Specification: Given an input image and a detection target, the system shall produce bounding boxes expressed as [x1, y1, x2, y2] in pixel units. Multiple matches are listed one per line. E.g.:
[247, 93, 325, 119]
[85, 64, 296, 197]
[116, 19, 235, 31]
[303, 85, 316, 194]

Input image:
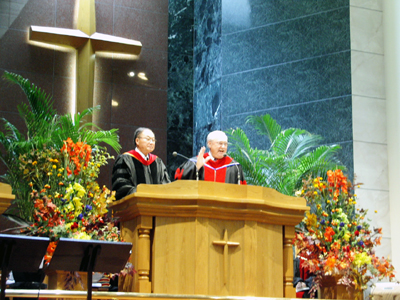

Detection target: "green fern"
[227, 114, 346, 196]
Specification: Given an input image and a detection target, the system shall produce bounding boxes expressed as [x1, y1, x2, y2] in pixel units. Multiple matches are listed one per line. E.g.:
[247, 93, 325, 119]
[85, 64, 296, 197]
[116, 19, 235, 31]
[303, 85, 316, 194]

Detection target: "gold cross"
[212, 229, 240, 285]
[28, 0, 142, 118]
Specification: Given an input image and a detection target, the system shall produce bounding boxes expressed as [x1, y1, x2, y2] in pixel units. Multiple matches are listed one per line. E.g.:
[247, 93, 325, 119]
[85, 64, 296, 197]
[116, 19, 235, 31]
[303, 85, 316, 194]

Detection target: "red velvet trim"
[124, 150, 157, 165]
[203, 153, 231, 183]
[174, 168, 184, 180]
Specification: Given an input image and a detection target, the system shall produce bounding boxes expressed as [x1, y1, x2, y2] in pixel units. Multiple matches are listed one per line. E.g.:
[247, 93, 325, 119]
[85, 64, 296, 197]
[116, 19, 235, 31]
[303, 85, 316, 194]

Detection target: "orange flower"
[326, 256, 336, 270]
[324, 227, 335, 242]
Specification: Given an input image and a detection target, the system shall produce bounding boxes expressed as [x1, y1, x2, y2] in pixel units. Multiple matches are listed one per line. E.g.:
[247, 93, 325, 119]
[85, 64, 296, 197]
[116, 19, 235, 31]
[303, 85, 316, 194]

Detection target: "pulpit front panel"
[152, 216, 284, 297]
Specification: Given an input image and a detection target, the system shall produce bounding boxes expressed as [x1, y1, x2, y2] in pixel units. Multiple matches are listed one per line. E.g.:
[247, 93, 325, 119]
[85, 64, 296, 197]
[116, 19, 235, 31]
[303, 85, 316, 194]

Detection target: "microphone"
[172, 151, 191, 160]
[172, 151, 199, 181]
[224, 154, 241, 185]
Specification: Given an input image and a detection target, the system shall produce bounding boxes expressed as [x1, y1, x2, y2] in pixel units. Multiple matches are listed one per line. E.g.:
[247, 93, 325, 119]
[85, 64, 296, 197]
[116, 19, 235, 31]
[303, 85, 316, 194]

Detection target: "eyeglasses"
[213, 141, 228, 147]
[139, 136, 156, 143]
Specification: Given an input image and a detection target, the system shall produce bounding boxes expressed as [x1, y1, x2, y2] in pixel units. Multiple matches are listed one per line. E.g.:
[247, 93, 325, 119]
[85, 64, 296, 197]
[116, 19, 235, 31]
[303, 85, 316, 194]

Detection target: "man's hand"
[196, 146, 212, 170]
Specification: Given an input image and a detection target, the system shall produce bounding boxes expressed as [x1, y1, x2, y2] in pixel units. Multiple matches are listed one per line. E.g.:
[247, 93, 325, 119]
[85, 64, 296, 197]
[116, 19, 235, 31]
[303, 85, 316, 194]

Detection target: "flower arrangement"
[293, 169, 396, 298]
[16, 137, 124, 289]
[19, 138, 121, 244]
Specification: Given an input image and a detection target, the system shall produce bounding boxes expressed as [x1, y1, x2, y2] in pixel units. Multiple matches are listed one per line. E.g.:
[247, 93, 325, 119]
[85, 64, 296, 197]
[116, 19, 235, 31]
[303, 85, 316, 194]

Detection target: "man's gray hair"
[207, 130, 228, 142]
[134, 127, 152, 143]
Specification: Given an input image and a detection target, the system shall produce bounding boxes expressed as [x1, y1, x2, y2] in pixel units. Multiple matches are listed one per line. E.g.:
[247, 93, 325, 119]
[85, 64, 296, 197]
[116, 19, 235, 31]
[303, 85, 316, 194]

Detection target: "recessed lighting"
[138, 72, 148, 81]
[127, 71, 135, 77]
[112, 100, 119, 107]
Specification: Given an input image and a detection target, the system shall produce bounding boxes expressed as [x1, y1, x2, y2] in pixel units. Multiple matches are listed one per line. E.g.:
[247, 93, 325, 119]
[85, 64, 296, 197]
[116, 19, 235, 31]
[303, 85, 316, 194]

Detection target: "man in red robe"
[112, 127, 170, 200]
[174, 130, 246, 185]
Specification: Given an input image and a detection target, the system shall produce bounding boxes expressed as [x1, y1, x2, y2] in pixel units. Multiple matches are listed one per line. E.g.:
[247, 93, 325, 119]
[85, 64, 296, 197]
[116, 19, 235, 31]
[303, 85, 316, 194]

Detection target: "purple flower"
[77, 214, 83, 220]
[340, 222, 345, 227]
[60, 198, 66, 203]
[320, 219, 326, 225]
[357, 225, 362, 230]
[358, 241, 364, 247]
[86, 205, 92, 211]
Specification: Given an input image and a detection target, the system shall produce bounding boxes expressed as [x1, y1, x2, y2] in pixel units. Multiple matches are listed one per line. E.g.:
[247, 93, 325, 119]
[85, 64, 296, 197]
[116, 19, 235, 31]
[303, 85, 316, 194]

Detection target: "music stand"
[47, 237, 132, 300]
[0, 234, 49, 300]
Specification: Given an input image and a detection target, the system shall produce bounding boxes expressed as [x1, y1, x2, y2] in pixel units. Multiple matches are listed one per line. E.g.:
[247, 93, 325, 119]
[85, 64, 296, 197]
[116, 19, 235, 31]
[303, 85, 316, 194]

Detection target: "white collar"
[208, 152, 217, 161]
[135, 147, 149, 160]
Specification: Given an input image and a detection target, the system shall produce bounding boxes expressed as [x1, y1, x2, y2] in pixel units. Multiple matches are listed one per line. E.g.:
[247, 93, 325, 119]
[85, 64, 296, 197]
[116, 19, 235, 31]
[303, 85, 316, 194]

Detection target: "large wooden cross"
[29, 0, 142, 117]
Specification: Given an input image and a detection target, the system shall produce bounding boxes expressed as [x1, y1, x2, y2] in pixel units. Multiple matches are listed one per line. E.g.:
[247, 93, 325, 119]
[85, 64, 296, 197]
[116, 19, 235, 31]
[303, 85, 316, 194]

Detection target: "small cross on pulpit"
[212, 229, 240, 285]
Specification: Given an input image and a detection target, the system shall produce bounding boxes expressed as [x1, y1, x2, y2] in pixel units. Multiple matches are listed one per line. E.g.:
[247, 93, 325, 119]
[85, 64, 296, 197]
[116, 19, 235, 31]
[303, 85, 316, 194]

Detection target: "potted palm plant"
[226, 113, 346, 195]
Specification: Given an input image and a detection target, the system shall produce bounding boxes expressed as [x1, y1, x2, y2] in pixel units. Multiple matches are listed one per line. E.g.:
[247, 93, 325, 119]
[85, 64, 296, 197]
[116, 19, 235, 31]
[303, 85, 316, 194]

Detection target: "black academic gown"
[112, 150, 170, 200]
[174, 153, 246, 185]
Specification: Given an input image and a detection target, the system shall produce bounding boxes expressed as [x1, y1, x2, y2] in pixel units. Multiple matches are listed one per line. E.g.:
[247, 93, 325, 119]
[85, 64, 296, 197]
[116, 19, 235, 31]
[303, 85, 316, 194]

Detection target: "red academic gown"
[174, 153, 247, 185]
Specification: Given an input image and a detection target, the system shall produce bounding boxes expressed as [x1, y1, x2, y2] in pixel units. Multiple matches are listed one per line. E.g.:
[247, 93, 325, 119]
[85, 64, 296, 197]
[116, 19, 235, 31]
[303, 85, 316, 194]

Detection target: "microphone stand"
[224, 154, 241, 185]
[173, 151, 199, 181]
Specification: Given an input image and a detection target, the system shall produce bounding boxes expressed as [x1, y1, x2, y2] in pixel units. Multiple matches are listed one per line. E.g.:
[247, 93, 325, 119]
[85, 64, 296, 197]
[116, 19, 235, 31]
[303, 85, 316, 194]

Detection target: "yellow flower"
[52, 165, 57, 169]
[343, 231, 351, 241]
[74, 232, 91, 240]
[353, 252, 371, 268]
[32, 161, 37, 165]
[66, 203, 74, 212]
[304, 211, 317, 228]
[73, 182, 86, 198]
[23, 169, 29, 175]
[47, 172, 52, 176]
[57, 173, 62, 177]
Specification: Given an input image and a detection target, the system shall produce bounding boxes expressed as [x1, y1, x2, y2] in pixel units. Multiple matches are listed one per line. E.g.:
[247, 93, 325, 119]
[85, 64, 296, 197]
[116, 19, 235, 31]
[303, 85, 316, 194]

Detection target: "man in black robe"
[174, 130, 246, 185]
[112, 127, 170, 200]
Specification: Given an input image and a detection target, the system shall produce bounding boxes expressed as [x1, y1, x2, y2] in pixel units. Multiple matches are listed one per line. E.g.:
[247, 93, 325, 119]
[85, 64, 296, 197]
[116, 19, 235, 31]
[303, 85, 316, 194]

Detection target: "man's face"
[207, 138, 228, 160]
[135, 129, 156, 156]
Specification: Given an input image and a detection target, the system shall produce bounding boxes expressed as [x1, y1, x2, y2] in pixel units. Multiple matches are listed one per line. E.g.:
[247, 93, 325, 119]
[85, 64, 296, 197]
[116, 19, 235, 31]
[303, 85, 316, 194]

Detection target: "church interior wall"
[189, 0, 354, 175]
[350, 0, 391, 263]
[0, 0, 169, 189]
[167, 0, 194, 178]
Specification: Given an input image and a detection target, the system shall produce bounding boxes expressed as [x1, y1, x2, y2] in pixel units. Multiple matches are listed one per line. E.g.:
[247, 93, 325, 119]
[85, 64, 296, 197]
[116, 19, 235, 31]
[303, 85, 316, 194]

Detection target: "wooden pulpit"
[109, 180, 309, 298]
[0, 183, 14, 214]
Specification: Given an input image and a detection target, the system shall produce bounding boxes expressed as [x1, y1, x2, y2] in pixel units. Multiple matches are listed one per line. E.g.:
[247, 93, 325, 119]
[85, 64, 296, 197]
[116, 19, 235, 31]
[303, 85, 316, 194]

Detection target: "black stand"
[47, 238, 132, 300]
[0, 234, 49, 300]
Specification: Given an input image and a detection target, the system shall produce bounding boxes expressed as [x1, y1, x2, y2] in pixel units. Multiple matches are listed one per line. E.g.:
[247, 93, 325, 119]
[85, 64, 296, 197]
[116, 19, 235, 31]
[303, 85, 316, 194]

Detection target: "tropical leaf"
[227, 113, 347, 196]
[246, 114, 282, 144]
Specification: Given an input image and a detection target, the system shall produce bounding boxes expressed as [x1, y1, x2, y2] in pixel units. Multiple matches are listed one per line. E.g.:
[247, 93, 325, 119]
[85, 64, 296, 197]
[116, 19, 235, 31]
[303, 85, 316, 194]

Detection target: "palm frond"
[246, 114, 282, 144]
[227, 113, 346, 195]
